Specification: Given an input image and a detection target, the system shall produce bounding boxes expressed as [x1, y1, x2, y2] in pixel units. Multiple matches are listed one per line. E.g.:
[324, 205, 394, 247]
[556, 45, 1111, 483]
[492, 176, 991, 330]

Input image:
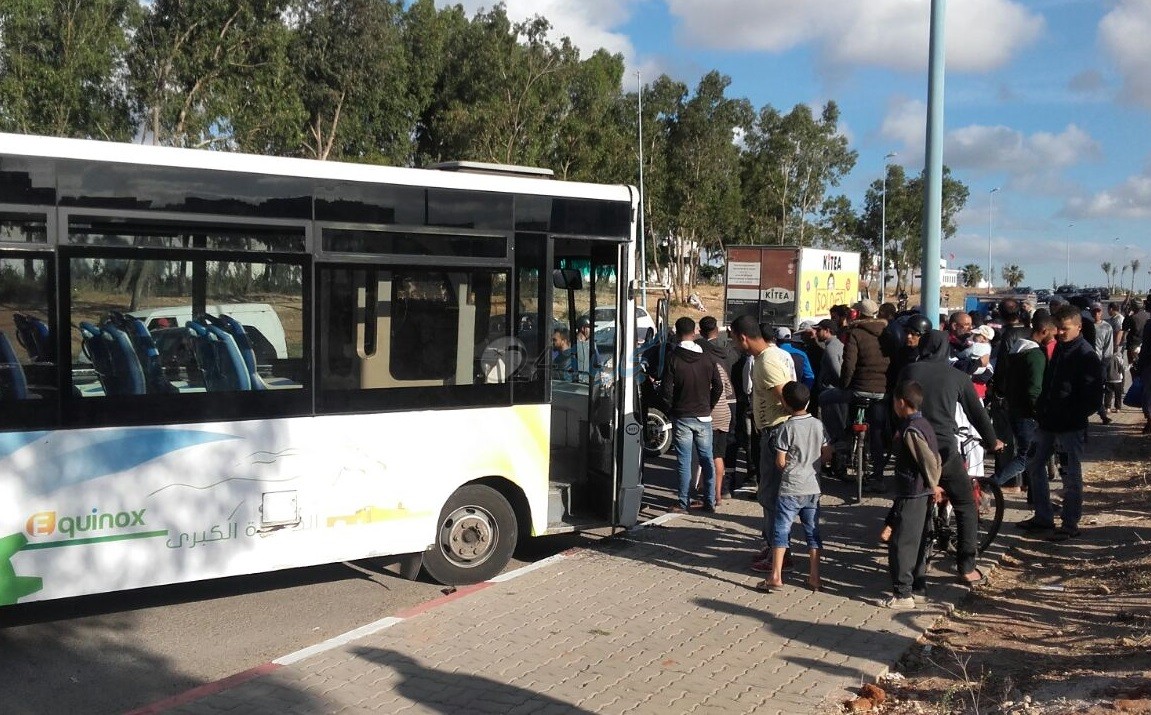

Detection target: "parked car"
[584, 306, 658, 344]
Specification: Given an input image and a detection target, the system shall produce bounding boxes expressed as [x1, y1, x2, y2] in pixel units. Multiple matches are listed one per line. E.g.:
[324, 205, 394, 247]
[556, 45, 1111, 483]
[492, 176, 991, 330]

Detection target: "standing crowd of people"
[653, 291, 1144, 606]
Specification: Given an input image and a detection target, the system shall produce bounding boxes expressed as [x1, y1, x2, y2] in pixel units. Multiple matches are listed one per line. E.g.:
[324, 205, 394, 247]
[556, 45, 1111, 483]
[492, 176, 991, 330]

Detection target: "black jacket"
[898, 330, 997, 461]
[1036, 335, 1102, 433]
[660, 344, 723, 419]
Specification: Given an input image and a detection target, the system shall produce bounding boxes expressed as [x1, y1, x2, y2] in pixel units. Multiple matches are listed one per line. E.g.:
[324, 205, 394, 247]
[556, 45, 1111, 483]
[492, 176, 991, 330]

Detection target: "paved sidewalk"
[149, 473, 1020, 715]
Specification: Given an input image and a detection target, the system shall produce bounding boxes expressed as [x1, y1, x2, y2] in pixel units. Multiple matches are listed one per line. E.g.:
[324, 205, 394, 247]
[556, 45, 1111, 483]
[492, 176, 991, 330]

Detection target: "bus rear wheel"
[423, 484, 518, 586]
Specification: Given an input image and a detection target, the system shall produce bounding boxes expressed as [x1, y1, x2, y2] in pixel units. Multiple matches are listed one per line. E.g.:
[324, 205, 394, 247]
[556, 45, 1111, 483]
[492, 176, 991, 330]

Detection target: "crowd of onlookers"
[653, 293, 1151, 607]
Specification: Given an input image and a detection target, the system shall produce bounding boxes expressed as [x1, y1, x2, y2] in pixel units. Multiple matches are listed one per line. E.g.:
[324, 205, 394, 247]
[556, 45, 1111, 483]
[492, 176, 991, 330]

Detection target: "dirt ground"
[858, 410, 1151, 715]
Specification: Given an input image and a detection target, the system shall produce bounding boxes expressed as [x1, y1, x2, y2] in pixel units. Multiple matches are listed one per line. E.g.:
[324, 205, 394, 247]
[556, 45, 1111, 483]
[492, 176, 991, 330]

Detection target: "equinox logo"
[25, 508, 147, 539]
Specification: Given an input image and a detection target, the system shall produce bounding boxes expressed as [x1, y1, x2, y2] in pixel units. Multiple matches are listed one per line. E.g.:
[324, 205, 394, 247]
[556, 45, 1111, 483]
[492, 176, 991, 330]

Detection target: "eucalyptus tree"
[740, 101, 856, 246]
[127, 0, 292, 148]
[284, 0, 414, 162]
[662, 71, 752, 298]
[857, 165, 969, 292]
[0, 0, 139, 139]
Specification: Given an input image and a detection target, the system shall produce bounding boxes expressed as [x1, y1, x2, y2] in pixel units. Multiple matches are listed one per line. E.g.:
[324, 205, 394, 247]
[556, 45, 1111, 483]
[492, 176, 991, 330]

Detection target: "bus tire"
[423, 484, 518, 586]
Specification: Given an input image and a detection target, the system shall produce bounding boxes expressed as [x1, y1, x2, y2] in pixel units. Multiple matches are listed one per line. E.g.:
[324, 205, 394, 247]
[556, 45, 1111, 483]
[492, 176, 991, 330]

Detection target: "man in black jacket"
[900, 330, 1004, 585]
[660, 317, 723, 513]
[1018, 305, 1103, 540]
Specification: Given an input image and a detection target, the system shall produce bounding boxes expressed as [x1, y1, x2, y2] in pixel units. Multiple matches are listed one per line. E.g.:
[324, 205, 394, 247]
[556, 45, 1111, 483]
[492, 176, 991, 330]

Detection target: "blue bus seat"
[203, 313, 266, 390]
[0, 331, 29, 400]
[186, 320, 252, 392]
[109, 312, 179, 395]
[13, 313, 54, 364]
[79, 321, 146, 396]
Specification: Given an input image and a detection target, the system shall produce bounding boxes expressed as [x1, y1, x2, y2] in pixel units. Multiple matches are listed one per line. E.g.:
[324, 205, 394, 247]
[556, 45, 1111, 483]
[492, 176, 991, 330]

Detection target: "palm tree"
[960, 263, 983, 288]
[1001, 264, 1025, 289]
[1131, 259, 1141, 295]
[1102, 262, 1113, 290]
[1122, 264, 1129, 290]
[1112, 265, 1120, 290]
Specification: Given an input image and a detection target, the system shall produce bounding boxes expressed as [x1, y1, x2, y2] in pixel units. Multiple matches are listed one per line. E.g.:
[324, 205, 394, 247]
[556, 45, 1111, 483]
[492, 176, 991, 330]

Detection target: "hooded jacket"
[697, 337, 738, 431]
[1036, 335, 1102, 433]
[660, 341, 723, 420]
[840, 319, 889, 394]
[1000, 338, 1045, 420]
[898, 330, 997, 461]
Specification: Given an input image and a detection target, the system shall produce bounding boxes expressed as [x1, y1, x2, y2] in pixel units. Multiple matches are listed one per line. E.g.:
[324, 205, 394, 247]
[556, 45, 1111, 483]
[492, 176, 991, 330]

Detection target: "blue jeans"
[1026, 428, 1085, 528]
[771, 494, 822, 549]
[674, 417, 715, 509]
[993, 417, 1037, 487]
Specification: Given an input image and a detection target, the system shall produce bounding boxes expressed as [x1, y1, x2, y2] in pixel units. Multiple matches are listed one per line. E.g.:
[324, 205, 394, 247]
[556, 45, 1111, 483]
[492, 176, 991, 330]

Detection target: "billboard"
[796, 248, 860, 325]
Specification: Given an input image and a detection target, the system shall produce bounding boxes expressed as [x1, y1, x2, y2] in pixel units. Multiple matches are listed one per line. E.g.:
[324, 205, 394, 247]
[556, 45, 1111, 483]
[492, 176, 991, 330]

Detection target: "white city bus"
[0, 135, 644, 605]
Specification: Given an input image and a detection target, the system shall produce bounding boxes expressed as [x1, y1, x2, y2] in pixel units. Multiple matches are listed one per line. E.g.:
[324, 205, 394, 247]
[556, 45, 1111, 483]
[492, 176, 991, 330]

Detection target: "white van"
[132, 303, 289, 360]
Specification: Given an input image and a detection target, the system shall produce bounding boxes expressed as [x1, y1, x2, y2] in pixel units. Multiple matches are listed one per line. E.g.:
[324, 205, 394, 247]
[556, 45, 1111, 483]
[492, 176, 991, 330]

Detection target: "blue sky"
[444, 0, 1151, 291]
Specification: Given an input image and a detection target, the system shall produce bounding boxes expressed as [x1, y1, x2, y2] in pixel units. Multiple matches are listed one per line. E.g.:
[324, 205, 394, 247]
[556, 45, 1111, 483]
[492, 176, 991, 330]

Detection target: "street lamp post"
[636, 70, 646, 307]
[987, 187, 998, 294]
[880, 152, 896, 302]
[1065, 223, 1073, 286]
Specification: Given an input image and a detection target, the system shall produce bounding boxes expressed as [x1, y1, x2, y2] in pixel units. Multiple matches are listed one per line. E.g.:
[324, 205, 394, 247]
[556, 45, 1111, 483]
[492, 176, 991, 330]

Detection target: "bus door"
[547, 239, 634, 526]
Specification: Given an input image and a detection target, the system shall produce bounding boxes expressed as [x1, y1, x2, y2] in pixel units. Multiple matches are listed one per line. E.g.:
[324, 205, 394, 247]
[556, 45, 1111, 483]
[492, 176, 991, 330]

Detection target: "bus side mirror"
[552, 268, 583, 290]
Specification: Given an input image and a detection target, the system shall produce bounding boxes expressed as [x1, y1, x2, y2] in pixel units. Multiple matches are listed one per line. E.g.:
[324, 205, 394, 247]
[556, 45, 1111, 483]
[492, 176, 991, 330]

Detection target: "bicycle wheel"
[974, 477, 1005, 553]
[852, 433, 867, 501]
[925, 501, 949, 564]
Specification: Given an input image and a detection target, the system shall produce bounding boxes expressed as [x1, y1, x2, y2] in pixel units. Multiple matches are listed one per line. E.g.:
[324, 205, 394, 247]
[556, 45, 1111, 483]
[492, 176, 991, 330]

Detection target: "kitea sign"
[724, 246, 861, 329]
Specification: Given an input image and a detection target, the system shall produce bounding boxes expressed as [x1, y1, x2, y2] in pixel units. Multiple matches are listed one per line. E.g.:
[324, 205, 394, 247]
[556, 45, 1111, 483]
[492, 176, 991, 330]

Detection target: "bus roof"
[0, 133, 633, 203]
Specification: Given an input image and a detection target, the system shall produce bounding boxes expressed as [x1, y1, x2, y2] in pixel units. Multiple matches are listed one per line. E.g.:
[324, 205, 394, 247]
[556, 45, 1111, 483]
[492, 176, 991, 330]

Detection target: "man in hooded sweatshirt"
[900, 329, 1004, 586]
[661, 316, 724, 513]
[991, 315, 1055, 492]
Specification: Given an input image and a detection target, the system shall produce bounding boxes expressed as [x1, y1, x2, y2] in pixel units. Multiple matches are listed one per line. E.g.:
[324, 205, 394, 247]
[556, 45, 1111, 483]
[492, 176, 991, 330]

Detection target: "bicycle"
[846, 393, 883, 503]
[925, 429, 1005, 563]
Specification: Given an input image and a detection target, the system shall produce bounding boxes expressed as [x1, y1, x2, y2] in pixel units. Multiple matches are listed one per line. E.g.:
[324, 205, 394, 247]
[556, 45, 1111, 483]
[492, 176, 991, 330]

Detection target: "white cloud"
[946, 124, 1101, 174]
[443, 0, 639, 61]
[879, 100, 1101, 182]
[880, 97, 927, 149]
[1067, 174, 1151, 220]
[1100, 0, 1151, 108]
[665, 0, 1044, 74]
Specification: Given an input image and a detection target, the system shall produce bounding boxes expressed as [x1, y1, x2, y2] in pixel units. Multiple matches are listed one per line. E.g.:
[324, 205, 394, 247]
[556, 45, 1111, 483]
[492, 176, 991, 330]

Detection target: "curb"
[126, 513, 672, 714]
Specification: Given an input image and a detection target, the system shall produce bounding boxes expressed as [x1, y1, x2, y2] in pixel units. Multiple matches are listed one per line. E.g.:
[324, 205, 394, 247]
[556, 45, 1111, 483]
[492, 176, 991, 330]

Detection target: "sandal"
[958, 567, 986, 586]
[755, 579, 783, 592]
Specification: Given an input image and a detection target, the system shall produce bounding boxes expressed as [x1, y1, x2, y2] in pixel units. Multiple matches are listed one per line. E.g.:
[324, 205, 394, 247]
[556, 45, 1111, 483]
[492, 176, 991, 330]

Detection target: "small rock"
[1023, 695, 1032, 704]
[1098, 584, 1113, 595]
[1116, 698, 1151, 713]
[845, 697, 874, 712]
[860, 683, 886, 704]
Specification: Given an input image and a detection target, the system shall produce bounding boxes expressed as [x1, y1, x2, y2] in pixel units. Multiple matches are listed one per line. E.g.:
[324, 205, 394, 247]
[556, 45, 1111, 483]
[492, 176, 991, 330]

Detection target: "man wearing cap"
[796, 320, 824, 391]
[1089, 302, 1115, 424]
[776, 326, 815, 389]
[573, 315, 601, 383]
[836, 300, 890, 484]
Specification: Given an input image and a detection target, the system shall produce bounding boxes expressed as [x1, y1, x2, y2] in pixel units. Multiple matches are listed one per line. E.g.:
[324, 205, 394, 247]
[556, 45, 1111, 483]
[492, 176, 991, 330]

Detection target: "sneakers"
[883, 596, 916, 609]
[1016, 516, 1055, 531]
[1048, 526, 1081, 541]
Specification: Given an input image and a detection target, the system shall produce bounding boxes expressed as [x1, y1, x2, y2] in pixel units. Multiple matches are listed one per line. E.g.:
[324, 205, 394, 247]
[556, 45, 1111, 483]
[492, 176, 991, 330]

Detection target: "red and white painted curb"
[126, 513, 674, 714]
